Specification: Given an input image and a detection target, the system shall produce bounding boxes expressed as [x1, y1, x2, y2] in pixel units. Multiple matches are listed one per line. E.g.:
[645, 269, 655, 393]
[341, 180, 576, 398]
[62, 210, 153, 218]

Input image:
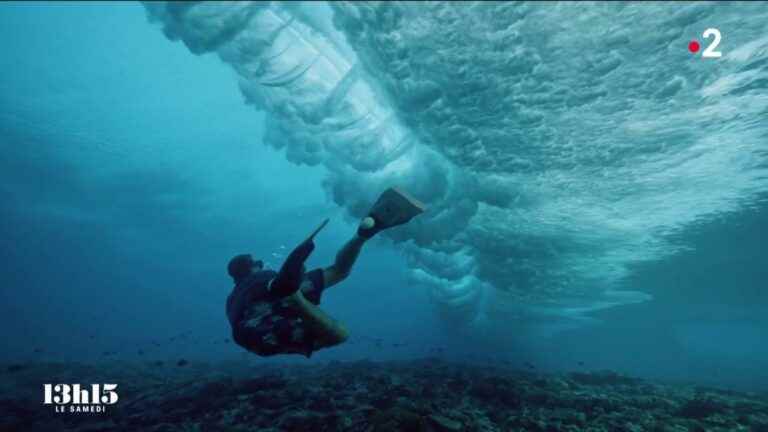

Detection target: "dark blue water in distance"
[1, 3, 767, 430]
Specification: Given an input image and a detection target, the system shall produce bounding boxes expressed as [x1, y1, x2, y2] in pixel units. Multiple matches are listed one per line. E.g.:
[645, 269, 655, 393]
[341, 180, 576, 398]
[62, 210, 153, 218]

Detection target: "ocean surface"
[1, 2, 767, 430]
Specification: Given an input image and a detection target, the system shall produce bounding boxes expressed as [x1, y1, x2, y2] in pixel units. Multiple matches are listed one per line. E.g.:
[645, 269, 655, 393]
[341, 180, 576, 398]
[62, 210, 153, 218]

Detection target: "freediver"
[226, 188, 424, 357]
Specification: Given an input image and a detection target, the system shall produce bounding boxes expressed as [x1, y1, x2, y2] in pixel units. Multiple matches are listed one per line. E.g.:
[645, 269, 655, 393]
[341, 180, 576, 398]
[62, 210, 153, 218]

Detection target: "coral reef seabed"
[1, 358, 767, 431]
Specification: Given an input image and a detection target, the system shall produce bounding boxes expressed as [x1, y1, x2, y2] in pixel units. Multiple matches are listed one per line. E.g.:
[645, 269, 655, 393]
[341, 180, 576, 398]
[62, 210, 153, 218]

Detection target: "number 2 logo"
[701, 28, 722, 58]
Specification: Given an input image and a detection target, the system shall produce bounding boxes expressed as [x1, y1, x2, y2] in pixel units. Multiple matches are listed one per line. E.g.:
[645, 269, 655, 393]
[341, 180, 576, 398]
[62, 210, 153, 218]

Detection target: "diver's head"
[227, 254, 263, 283]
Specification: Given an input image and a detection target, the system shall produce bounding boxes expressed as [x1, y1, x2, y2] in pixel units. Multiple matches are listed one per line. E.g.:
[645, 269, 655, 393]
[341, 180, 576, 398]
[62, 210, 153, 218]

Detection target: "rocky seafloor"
[1, 358, 767, 432]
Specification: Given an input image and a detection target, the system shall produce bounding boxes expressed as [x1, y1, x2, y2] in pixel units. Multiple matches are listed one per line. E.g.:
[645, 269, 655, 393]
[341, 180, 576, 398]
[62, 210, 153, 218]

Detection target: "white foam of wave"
[144, 2, 768, 330]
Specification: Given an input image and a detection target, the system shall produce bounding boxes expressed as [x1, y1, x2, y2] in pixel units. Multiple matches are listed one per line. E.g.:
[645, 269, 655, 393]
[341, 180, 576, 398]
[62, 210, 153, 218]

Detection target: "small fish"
[138, 350, 145, 356]
[525, 362, 536, 369]
[177, 359, 189, 367]
[33, 348, 43, 354]
[577, 361, 585, 367]
[6, 364, 26, 373]
[223, 339, 230, 344]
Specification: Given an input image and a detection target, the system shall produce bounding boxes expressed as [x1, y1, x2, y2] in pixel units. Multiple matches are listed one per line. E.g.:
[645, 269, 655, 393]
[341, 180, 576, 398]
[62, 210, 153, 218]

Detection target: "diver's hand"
[306, 218, 329, 242]
[292, 218, 328, 257]
[304, 218, 329, 244]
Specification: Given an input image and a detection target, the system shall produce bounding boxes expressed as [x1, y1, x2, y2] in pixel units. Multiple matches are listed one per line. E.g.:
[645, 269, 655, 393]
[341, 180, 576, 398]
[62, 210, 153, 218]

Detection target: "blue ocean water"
[1, 0, 767, 396]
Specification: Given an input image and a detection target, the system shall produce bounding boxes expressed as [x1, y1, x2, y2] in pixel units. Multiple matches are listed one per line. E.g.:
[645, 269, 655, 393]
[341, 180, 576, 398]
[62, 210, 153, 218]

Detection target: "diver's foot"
[357, 216, 380, 239]
[357, 188, 425, 239]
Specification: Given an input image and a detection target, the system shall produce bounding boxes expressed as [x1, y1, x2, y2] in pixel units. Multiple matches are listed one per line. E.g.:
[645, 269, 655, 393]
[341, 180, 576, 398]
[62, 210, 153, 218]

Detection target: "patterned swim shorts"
[238, 269, 326, 357]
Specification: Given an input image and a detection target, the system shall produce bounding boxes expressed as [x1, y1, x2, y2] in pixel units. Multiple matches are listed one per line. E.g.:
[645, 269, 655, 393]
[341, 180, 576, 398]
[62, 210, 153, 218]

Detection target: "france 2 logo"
[689, 28, 723, 59]
[43, 384, 118, 413]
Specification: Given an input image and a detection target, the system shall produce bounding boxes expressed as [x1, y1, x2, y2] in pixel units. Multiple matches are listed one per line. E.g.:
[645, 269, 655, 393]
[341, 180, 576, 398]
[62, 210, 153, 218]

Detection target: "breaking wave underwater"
[144, 2, 768, 329]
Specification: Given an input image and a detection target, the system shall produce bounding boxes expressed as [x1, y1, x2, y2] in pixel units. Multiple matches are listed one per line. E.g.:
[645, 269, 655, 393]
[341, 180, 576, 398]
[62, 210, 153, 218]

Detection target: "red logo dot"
[688, 40, 700, 53]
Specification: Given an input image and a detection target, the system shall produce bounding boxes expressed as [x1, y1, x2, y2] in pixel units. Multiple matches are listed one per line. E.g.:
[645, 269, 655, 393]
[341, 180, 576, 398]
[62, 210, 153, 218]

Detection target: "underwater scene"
[1, 1, 767, 431]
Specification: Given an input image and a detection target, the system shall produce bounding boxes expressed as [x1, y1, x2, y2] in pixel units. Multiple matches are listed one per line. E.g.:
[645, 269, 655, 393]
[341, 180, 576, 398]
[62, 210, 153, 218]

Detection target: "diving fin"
[358, 187, 425, 238]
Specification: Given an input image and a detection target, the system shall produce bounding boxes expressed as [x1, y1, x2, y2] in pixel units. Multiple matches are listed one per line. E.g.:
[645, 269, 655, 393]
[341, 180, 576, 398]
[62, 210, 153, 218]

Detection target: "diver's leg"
[289, 290, 349, 346]
[323, 188, 426, 288]
[322, 230, 367, 288]
[335, 234, 367, 276]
